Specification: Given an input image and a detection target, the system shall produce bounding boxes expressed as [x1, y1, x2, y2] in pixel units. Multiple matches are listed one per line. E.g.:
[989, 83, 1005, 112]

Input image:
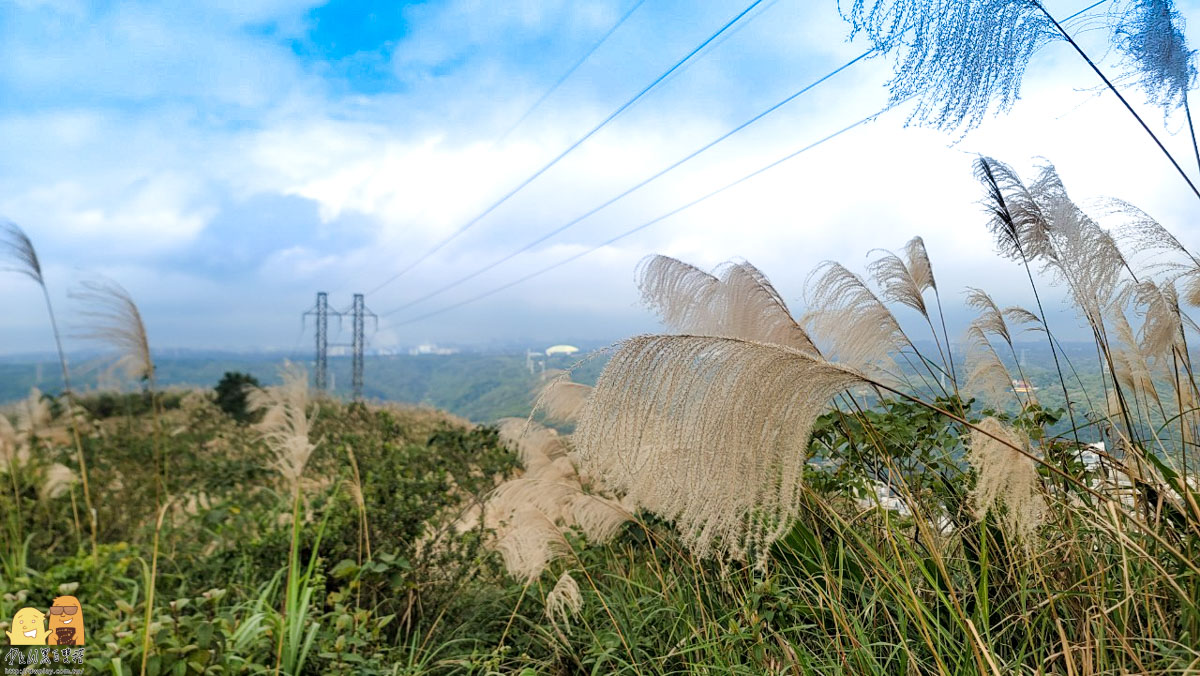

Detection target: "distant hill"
[0, 351, 608, 424]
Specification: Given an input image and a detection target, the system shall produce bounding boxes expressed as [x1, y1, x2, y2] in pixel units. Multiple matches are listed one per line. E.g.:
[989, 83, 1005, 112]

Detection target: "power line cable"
[382, 102, 899, 326]
[378, 48, 873, 316]
[352, 0, 1107, 306]
[374, 0, 1120, 315]
[493, 0, 647, 146]
[362, 0, 770, 297]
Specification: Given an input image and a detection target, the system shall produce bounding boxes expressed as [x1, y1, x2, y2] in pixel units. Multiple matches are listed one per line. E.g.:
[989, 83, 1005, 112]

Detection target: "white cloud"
[2, 0, 1199, 354]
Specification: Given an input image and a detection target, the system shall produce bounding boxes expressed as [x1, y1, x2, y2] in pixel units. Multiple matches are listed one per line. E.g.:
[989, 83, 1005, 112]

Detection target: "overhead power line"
[375, 0, 1113, 315]
[378, 48, 874, 317]
[362, 0, 770, 297]
[493, 0, 647, 146]
[382, 102, 901, 326]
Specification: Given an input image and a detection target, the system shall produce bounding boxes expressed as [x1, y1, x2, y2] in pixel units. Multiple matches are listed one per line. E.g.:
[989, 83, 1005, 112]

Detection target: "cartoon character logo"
[45, 595, 84, 646]
[5, 607, 46, 645]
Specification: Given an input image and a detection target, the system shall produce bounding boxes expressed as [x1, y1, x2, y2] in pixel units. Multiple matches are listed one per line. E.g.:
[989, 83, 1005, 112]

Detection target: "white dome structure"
[545, 344, 580, 357]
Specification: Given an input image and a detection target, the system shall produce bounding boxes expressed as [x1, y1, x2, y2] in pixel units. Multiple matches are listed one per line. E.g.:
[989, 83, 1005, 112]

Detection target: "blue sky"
[3, 0, 1199, 355]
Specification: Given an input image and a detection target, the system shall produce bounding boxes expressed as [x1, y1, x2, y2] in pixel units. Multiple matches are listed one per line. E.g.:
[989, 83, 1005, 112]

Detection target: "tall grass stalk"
[246, 363, 319, 675]
[140, 498, 172, 676]
[1, 222, 98, 557]
[72, 277, 163, 507]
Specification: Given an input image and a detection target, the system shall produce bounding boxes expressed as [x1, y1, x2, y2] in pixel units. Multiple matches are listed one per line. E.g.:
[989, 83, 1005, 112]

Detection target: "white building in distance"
[545, 344, 580, 357]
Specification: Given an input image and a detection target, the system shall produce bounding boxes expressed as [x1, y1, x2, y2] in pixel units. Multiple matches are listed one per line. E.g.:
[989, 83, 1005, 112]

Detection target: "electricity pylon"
[350, 293, 377, 401]
[302, 292, 338, 391]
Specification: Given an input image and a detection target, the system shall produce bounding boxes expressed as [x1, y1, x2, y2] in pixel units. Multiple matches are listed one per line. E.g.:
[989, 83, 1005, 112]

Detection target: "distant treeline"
[0, 351, 608, 423]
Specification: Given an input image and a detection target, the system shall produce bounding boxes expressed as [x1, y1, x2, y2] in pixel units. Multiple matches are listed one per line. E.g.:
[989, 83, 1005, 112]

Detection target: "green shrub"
[214, 371, 261, 423]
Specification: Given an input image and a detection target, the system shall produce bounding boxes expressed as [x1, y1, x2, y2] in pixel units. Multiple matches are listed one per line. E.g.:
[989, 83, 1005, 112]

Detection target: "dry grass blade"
[72, 279, 154, 383]
[573, 334, 864, 564]
[636, 255, 817, 352]
[968, 417, 1047, 542]
[248, 362, 317, 492]
[0, 220, 43, 285]
[804, 261, 910, 373]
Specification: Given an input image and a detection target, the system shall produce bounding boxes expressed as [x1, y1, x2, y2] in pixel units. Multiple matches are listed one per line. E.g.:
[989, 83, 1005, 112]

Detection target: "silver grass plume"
[1003, 306, 1043, 331]
[496, 418, 567, 472]
[867, 237, 936, 318]
[1002, 162, 1128, 333]
[1112, 199, 1198, 273]
[841, 0, 1055, 132]
[1109, 309, 1163, 410]
[15, 388, 51, 440]
[975, 157, 1055, 263]
[2, 223, 99, 555]
[474, 419, 631, 580]
[486, 475, 579, 529]
[965, 288, 1014, 347]
[904, 236, 936, 295]
[0, 416, 15, 455]
[39, 463, 77, 501]
[637, 255, 721, 332]
[719, 262, 819, 353]
[0, 415, 26, 469]
[636, 255, 818, 353]
[968, 417, 1047, 541]
[545, 571, 583, 627]
[0, 220, 43, 285]
[248, 362, 317, 493]
[573, 334, 864, 564]
[1131, 280, 1185, 361]
[1112, 0, 1196, 114]
[494, 507, 569, 583]
[536, 375, 593, 423]
[804, 261, 910, 373]
[964, 326, 1016, 408]
[1111, 200, 1200, 307]
[72, 279, 155, 383]
[566, 492, 630, 543]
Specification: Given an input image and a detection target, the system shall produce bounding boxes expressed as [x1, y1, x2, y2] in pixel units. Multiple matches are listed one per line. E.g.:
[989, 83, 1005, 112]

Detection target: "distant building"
[1079, 442, 1103, 472]
[545, 344, 580, 357]
[409, 342, 459, 356]
[1011, 379, 1038, 394]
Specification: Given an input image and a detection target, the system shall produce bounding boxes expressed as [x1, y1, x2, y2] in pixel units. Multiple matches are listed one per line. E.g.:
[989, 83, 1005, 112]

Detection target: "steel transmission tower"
[303, 292, 332, 390]
[350, 294, 377, 401]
